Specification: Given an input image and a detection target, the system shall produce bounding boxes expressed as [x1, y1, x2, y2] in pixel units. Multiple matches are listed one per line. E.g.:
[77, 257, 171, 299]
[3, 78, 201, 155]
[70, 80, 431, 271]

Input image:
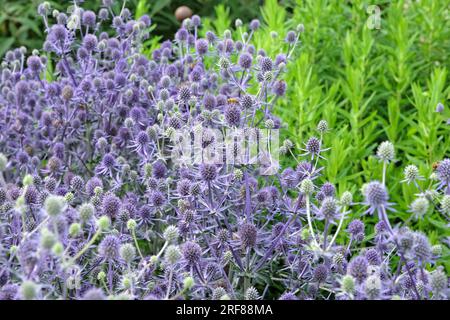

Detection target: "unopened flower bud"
[97, 215, 110, 230]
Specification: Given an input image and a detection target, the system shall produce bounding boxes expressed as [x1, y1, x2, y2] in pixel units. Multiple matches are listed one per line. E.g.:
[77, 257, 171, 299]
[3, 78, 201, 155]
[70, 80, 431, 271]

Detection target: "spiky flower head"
[432, 244, 442, 256]
[362, 181, 389, 210]
[279, 292, 298, 300]
[178, 86, 191, 102]
[403, 165, 421, 184]
[365, 248, 381, 265]
[410, 197, 429, 219]
[165, 245, 181, 265]
[163, 225, 179, 243]
[195, 39, 208, 55]
[239, 53, 252, 69]
[340, 191, 353, 207]
[317, 120, 328, 134]
[79, 203, 95, 222]
[284, 30, 296, 44]
[436, 158, 450, 186]
[413, 232, 432, 263]
[341, 275, 355, 295]
[119, 243, 136, 264]
[20, 281, 37, 300]
[70, 176, 84, 192]
[249, 19, 260, 31]
[347, 219, 364, 237]
[101, 193, 121, 219]
[97, 215, 110, 231]
[300, 178, 314, 195]
[200, 163, 217, 181]
[365, 275, 381, 299]
[68, 223, 81, 237]
[212, 287, 227, 300]
[98, 235, 120, 261]
[348, 256, 368, 283]
[333, 252, 344, 265]
[224, 104, 241, 127]
[126, 219, 137, 231]
[305, 136, 321, 157]
[376, 141, 395, 162]
[183, 276, 195, 291]
[318, 197, 338, 221]
[244, 287, 260, 300]
[313, 264, 329, 283]
[240, 94, 254, 109]
[239, 222, 257, 248]
[218, 56, 230, 70]
[440, 195, 450, 215]
[44, 195, 65, 216]
[82, 288, 106, 300]
[182, 241, 202, 266]
[40, 228, 56, 250]
[430, 267, 448, 295]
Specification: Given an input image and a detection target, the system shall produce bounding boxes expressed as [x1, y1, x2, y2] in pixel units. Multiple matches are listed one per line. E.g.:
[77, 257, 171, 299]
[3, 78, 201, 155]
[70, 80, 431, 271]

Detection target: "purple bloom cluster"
[0, 2, 448, 300]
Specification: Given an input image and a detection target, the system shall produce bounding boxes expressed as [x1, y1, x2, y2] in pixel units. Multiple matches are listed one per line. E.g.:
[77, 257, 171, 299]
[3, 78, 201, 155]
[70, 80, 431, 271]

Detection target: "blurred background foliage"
[1, 0, 450, 267]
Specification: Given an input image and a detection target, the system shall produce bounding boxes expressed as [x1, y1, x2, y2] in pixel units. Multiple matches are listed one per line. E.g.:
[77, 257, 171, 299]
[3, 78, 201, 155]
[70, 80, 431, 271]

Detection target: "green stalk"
[71, 229, 101, 262]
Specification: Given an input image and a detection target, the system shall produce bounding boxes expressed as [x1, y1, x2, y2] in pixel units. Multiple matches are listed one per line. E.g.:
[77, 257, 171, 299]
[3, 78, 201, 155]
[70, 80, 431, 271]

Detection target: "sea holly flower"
[0, 0, 447, 301]
[436, 159, 450, 193]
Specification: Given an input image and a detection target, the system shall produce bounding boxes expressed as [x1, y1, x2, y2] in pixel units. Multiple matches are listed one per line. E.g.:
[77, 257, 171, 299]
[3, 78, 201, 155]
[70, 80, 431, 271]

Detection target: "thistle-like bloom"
[301, 136, 329, 160]
[101, 193, 121, 219]
[409, 197, 429, 220]
[402, 165, 422, 184]
[436, 158, 450, 193]
[238, 222, 257, 249]
[152, 160, 167, 179]
[412, 232, 432, 263]
[239, 53, 252, 70]
[98, 235, 121, 261]
[376, 141, 395, 162]
[95, 153, 118, 176]
[182, 241, 202, 266]
[362, 181, 393, 215]
[316, 197, 339, 222]
[200, 163, 217, 182]
[347, 256, 368, 283]
[347, 219, 364, 238]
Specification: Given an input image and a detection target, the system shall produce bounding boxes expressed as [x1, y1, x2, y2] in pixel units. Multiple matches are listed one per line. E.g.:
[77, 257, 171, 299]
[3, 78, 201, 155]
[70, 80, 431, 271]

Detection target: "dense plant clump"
[0, 1, 448, 300]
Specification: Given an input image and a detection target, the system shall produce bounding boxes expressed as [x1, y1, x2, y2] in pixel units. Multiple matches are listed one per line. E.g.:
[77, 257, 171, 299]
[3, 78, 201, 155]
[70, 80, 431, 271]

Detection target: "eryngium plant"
[0, 1, 448, 300]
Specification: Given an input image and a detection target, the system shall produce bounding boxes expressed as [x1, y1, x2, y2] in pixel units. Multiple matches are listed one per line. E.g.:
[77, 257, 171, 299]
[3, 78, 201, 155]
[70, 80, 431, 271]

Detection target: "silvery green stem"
[165, 267, 174, 299]
[131, 228, 144, 260]
[71, 228, 101, 262]
[306, 195, 319, 248]
[382, 161, 387, 186]
[327, 206, 347, 251]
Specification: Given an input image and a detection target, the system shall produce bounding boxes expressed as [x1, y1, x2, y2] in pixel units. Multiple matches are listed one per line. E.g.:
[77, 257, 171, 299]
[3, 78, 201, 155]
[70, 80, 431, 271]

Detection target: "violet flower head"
[436, 158, 450, 193]
[98, 235, 121, 261]
[362, 181, 391, 214]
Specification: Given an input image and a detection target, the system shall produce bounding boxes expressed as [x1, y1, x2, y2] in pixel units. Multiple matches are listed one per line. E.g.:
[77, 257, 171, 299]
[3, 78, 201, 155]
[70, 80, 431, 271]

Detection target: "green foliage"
[0, 0, 57, 56]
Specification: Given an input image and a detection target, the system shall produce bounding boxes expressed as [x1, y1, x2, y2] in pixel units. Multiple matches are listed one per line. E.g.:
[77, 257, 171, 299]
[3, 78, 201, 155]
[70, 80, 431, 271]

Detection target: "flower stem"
[327, 206, 346, 251]
[306, 195, 319, 248]
[71, 228, 101, 262]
